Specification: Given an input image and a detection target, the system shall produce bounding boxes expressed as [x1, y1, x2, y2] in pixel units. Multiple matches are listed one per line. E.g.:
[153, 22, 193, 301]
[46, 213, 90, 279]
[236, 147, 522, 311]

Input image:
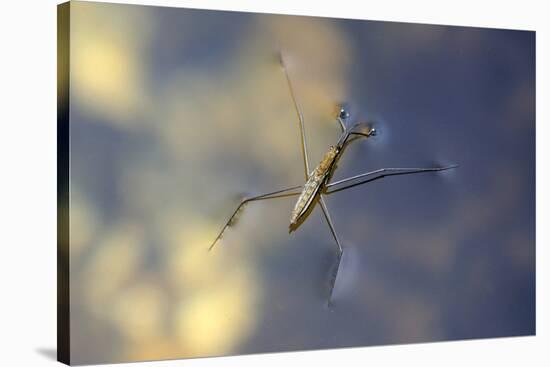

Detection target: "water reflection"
[64, 2, 535, 364]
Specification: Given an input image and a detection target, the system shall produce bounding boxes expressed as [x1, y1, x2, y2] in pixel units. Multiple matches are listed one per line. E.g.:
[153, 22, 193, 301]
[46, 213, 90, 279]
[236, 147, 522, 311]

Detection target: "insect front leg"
[336, 106, 349, 132]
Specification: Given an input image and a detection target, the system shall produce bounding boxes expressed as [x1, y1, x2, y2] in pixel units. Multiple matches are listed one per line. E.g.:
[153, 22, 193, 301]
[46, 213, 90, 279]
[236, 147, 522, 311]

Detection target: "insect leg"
[318, 196, 343, 306]
[209, 184, 303, 251]
[325, 165, 458, 194]
[336, 104, 351, 132]
[336, 117, 346, 132]
[280, 52, 311, 178]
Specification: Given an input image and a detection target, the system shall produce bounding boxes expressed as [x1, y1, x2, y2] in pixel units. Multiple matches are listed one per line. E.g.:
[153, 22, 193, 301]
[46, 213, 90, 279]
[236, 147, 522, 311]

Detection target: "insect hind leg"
[318, 196, 344, 307]
[208, 184, 303, 251]
[280, 52, 311, 178]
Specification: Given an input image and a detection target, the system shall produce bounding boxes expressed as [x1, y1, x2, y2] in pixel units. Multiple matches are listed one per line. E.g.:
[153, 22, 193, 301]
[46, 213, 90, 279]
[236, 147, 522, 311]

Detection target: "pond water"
[66, 2, 535, 364]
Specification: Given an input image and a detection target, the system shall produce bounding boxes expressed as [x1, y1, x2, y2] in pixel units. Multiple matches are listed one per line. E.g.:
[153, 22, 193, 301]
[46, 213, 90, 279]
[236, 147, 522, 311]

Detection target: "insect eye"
[369, 127, 377, 136]
[339, 107, 349, 120]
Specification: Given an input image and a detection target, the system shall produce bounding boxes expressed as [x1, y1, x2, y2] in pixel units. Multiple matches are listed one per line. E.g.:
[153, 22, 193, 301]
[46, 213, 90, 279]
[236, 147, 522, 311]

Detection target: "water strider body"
[290, 146, 340, 226]
[290, 124, 376, 226]
[208, 54, 457, 306]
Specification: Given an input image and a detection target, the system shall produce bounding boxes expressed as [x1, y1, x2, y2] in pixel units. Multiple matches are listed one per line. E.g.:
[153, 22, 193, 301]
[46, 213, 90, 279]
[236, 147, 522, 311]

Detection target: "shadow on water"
[36, 348, 57, 361]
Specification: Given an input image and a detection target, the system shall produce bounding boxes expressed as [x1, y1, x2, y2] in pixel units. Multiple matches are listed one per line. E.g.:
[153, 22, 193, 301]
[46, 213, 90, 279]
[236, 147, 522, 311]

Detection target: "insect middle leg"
[325, 165, 458, 194]
[318, 164, 457, 303]
[208, 185, 303, 251]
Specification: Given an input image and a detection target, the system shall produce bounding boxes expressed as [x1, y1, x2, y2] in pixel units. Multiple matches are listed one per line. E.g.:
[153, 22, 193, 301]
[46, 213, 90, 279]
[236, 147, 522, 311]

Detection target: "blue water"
[67, 3, 535, 363]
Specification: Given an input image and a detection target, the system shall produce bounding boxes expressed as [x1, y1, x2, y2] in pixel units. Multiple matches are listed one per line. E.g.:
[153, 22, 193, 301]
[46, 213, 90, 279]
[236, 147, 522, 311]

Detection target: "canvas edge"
[57, 1, 71, 365]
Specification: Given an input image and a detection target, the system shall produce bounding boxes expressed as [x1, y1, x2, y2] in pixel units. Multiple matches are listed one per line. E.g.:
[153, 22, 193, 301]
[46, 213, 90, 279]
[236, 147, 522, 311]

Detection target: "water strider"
[208, 53, 457, 306]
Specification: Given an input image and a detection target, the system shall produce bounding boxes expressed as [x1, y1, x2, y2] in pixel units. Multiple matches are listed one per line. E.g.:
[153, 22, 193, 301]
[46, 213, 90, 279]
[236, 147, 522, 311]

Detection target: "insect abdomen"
[290, 146, 339, 225]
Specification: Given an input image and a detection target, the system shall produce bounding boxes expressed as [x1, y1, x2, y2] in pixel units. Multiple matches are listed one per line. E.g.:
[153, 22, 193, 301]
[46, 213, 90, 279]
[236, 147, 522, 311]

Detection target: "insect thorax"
[316, 146, 339, 177]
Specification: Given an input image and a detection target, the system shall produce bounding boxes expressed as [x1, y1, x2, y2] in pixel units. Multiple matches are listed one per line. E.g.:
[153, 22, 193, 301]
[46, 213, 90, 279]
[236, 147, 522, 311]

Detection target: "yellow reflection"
[123, 339, 180, 362]
[72, 40, 143, 122]
[80, 223, 143, 315]
[69, 3, 354, 362]
[110, 281, 166, 343]
[165, 221, 226, 291]
[174, 269, 258, 356]
[265, 15, 351, 100]
[153, 14, 354, 177]
[162, 218, 260, 357]
[69, 192, 99, 259]
[71, 2, 153, 125]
